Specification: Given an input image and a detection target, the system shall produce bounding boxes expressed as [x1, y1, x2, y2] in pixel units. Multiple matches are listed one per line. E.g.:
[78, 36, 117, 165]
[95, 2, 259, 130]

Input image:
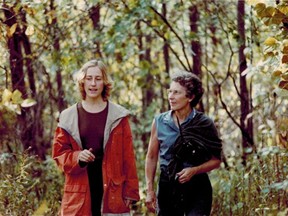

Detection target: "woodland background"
[0, 0, 287, 215]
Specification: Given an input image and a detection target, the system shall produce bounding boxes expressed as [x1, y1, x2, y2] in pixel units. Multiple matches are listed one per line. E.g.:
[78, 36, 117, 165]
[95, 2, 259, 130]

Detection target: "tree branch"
[150, 6, 193, 72]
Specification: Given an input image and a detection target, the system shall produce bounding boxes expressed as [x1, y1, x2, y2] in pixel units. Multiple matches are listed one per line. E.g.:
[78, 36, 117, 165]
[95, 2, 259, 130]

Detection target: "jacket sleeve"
[122, 117, 140, 201]
[52, 127, 85, 175]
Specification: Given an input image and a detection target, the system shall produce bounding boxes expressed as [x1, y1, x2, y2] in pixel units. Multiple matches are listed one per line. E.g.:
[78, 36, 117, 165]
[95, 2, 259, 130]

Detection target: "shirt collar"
[163, 108, 195, 126]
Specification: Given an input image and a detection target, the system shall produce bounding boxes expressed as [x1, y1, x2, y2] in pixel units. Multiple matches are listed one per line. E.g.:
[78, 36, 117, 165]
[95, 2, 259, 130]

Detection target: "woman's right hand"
[78, 148, 95, 163]
[145, 190, 156, 213]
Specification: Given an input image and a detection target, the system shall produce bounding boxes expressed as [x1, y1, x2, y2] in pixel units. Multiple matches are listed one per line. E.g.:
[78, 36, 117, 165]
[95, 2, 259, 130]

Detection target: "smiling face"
[83, 66, 104, 101]
[168, 81, 193, 111]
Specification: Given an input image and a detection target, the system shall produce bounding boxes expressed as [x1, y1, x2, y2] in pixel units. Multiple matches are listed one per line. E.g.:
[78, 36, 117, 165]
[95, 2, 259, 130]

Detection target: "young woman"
[53, 59, 139, 216]
[145, 70, 222, 216]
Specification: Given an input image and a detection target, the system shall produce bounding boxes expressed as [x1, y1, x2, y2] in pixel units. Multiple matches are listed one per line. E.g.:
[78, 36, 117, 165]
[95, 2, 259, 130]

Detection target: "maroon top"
[78, 102, 108, 157]
[77, 102, 108, 216]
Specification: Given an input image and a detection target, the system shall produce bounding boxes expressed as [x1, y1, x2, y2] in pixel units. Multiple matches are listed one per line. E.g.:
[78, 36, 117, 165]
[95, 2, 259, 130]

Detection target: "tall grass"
[0, 146, 286, 215]
[211, 146, 288, 216]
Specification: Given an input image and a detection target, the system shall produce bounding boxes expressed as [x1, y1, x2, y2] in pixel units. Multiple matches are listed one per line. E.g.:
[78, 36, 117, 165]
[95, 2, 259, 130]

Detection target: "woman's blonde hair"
[74, 59, 113, 100]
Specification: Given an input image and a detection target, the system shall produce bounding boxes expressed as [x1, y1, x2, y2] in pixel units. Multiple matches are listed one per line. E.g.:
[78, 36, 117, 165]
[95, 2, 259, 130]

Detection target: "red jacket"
[52, 102, 140, 215]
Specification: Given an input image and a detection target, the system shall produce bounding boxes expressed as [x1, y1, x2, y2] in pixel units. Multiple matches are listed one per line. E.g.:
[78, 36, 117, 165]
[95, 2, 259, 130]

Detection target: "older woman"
[53, 59, 139, 216]
[145, 70, 222, 216]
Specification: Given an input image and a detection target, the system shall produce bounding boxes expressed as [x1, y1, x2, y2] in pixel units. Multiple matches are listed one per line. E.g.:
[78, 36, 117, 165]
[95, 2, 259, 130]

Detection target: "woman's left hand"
[176, 167, 199, 184]
[124, 199, 132, 207]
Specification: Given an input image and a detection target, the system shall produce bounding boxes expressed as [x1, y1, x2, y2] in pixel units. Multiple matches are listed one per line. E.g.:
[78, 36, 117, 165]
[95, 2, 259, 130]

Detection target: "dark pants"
[157, 173, 212, 216]
[87, 159, 103, 216]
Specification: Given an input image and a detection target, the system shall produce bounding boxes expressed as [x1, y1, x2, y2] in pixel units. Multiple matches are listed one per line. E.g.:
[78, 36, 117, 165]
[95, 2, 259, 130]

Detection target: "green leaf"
[25, 25, 34, 36]
[11, 90, 23, 104]
[2, 89, 12, 103]
[21, 98, 37, 108]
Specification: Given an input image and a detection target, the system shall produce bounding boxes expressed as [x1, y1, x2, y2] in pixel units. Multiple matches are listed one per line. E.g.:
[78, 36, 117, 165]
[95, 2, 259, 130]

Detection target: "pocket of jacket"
[107, 176, 127, 212]
[110, 175, 125, 189]
[62, 185, 87, 215]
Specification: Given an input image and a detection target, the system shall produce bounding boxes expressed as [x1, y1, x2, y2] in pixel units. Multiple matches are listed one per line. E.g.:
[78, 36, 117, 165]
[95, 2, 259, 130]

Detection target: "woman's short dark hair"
[73, 59, 113, 101]
[171, 70, 204, 107]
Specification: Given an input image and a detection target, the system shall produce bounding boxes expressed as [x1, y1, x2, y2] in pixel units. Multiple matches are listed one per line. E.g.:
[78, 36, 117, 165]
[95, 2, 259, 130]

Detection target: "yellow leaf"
[246, 0, 263, 6]
[283, 39, 288, 46]
[33, 200, 49, 216]
[62, 12, 68, 19]
[164, 32, 170, 40]
[278, 5, 288, 15]
[271, 10, 285, 25]
[151, 20, 158, 27]
[2, 89, 12, 103]
[11, 90, 23, 104]
[255, 3, 266, 17]
[5, 103, 21, 114]
[265, 6, 276, 17]
[283, 46, 288, 54]
[264, 37, 277, 46]
[7, 23, 17, 38]
[15, 105, 21, 115]
[24, 7, 36, 16]
[272, 70, 282, 78]
[281, 73, 288, 80]
[25, 25, 34, 36]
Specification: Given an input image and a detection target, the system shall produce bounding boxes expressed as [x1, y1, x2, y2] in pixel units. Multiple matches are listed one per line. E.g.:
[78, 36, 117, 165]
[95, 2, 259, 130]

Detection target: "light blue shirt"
[155, 109, 195, 171]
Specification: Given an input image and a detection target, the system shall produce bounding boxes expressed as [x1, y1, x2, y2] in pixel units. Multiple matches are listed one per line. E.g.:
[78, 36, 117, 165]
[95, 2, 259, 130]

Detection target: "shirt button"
[104, 184, 107, 187]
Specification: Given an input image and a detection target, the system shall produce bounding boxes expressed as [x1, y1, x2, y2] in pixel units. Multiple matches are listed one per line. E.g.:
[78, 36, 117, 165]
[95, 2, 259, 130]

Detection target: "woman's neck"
[82, 98, 107, 113]
[174, 107, 193, 123]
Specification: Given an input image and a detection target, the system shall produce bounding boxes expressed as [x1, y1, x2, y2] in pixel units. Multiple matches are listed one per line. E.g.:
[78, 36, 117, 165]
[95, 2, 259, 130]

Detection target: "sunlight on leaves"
[2, 89, 12, 103]
[21, 98, 37, 108]
[7, 23, 17, 38]
[264, 37, 277, 46]
[11, 90, 23, 104]
[25, 25, 35, 36]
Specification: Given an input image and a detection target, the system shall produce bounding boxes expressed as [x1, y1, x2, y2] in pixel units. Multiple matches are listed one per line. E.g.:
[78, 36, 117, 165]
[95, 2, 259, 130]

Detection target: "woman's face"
[83, 66, 104, 100]
[168, 81, 192, 111]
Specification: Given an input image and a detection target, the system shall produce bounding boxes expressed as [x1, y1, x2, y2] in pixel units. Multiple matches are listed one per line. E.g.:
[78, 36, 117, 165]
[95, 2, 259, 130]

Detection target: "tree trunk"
[50, 0, 66, 112]
[89, 4, 102, 58]
[21, 12, 36, 98]
[237, 0, 254, 154]
[4, 5, 26, 96]
[136, 22, 155, 150]
[161, 2, 170, 112]
[3, 4, 46, 159]
[189, 4, 204, 112]
[162, 3, 170, 75]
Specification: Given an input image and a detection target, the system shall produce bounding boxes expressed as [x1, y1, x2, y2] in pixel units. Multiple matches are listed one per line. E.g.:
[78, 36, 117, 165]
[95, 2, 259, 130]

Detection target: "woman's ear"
[189, 95, 195, 102]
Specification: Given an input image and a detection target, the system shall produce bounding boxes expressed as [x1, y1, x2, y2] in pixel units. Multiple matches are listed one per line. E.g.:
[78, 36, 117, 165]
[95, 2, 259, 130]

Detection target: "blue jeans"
[157, 173, 212, 216]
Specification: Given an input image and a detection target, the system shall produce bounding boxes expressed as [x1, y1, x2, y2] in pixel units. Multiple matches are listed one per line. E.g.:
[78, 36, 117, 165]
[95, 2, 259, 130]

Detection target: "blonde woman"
[53, 59, 139, 216]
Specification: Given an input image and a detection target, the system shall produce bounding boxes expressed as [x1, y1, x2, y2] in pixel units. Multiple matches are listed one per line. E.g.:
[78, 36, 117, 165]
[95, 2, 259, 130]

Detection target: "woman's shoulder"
[193, 110, 215, 125]
[155, 110, 171, 122]
[58, 103, 78, 122]
[60, 103, 77, 115]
